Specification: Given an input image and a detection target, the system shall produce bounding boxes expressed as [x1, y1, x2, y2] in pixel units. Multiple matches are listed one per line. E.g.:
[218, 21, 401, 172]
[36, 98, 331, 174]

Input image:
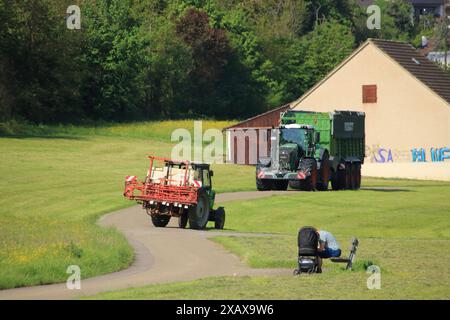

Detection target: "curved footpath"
[0, 191, 294, 300]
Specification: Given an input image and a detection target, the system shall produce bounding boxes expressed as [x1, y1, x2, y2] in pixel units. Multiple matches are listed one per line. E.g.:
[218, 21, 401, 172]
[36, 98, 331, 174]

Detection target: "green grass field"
[88, 180, 450, 300]
[1, 120, 449, 299]
[0, 120, 257, 289]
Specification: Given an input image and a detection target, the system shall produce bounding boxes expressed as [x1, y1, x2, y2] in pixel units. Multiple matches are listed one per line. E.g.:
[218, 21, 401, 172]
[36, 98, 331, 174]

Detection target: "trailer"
[256, 110, 366, 191]
[124, 156, 225, 229]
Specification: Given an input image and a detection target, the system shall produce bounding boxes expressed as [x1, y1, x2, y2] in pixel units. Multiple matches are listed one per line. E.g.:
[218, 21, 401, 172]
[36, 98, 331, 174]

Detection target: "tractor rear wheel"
[316, 152, 330, 191]
[214, 207, 226, 229]
[151, 215, 171, 228]
[189, 189, 210, 230]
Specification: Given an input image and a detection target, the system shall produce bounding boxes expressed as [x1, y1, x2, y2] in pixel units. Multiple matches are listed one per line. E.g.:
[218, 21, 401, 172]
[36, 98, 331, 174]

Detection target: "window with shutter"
[363, 85, 377, 103]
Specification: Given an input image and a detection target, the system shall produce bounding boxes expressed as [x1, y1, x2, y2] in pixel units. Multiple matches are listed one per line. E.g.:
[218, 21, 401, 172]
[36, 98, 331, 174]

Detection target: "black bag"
[298, 227, 319, 256]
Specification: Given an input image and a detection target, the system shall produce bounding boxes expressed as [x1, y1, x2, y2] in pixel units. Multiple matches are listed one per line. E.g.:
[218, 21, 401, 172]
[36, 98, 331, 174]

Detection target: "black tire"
[331, 170, 339, 190]
[188, 189, 210, 229]
[178, 211, 188, 229]
[293, 269, 300, 276]
[355, 163, 362, 190]
[214, 207, 226, 229]
[273, 180, 288, 191]
[345, 163, 353, 190]
[298, 158, 317, 191]
[316, 152, 330, 191]
[256, 163, 272, 191]
[331, 167, 346, 190]
[151, 215, 171, 228]
[289, 180, 301, 190]
[350, 164, 358, 190]
[256, 178, 272, 191]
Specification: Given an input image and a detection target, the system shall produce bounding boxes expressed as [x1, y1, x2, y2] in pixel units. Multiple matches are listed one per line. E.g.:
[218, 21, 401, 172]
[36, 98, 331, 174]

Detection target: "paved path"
[0, 191, 293, 300]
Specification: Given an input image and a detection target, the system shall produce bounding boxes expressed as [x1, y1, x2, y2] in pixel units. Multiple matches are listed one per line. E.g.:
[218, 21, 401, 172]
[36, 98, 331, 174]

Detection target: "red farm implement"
[124, 156, 225, 230]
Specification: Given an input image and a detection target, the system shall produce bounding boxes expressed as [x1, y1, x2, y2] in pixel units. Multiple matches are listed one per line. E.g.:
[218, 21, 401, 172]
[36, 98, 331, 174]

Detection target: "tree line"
[0, 0, 443, 124]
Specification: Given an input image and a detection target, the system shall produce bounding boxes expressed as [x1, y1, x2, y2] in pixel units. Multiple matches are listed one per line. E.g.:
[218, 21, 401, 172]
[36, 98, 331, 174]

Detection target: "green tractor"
[124, 156, 225, 230]
[256, 111, 365, 192]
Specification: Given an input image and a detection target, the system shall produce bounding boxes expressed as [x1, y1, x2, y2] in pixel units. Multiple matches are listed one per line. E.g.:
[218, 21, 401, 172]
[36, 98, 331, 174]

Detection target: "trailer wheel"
[351, 163, 361, 190]
[331, 165, 347, 190]
[178, 212, 188, 229]
[214, 207, 226, 229]
[345, 164, 353, 190]
[151, 215, 171, 228]
[189, 189, 210, 230]
[355, 163, 362, 189]
[256, 178, 273, 191]
[331, 170, 338, 190]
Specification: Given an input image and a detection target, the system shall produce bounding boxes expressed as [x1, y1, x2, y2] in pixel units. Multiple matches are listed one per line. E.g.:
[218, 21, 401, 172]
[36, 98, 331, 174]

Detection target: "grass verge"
[86, 179, 450, 299]
[0, 120, 251, 289]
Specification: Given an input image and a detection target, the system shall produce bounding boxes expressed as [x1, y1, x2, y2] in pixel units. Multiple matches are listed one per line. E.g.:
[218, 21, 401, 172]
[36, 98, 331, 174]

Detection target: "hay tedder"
[124, 156, 225, 230]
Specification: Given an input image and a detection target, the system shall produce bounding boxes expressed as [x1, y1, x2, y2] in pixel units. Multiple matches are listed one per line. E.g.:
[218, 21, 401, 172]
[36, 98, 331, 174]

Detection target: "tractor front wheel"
[298, 158, 318, 191]
[214, 207, 226, 229]
[289, 180, 301, 190]
[256, 178, 272, 191]
[178, 211, 188, 229]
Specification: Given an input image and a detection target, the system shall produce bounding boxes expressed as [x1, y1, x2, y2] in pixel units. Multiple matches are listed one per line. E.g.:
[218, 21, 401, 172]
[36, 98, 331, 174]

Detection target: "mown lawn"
[2, 120, 449, 299]
[87, 180, 450, 299]
[0, 120, 258, 289]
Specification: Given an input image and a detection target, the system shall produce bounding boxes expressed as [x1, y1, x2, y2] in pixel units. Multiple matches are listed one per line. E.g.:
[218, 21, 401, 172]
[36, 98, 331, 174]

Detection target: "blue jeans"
[318, 248, 341, 259]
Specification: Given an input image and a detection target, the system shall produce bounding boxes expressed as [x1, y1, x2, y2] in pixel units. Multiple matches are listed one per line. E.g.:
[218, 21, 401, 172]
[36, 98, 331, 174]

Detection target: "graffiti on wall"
[366, 145, 410, 163]
[411, 147, 450, 162]
[366, 145, 450, 163]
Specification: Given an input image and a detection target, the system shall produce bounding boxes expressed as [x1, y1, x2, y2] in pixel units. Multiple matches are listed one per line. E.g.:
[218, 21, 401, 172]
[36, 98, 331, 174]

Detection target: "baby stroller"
[293, 226, 320, 275]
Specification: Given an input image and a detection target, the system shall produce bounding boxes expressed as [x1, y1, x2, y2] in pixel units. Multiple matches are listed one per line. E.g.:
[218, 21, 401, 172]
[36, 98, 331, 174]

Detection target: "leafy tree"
[0, 0, 435, 124]
[174, 7, 264, 118]
[80, 0, 146, 121]
[352, 0, 414, 43]
[0, 0, 84, 123]
[285, 19, 355, 98]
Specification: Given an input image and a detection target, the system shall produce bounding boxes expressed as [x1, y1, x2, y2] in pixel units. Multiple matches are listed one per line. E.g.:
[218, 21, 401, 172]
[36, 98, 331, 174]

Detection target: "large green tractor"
[256, 111, 365, 192]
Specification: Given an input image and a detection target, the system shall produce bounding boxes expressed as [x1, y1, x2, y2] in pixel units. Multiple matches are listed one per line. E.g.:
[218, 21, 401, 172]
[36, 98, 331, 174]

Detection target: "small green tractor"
[124, 156, 225, 230]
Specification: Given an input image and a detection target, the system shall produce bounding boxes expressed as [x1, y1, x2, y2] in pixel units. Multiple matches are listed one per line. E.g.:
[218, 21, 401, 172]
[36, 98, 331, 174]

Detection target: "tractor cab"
[278, 124, 320, 171]
[190, 163, 215, 209]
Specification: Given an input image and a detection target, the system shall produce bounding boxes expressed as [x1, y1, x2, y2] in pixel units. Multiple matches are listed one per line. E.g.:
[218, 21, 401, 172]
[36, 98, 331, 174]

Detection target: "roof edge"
[370, 39, 450, 106]
[222, 103, 291, 131]
[290, 39, 372, 109]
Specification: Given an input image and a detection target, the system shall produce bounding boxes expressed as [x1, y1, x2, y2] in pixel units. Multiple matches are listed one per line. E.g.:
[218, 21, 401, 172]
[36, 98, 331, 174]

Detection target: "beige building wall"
[292, 43, 450, 181]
